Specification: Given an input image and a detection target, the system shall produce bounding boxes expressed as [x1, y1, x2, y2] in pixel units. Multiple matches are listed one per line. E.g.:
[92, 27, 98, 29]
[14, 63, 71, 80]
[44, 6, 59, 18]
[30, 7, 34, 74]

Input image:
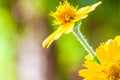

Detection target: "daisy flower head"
[42, 0, 101, 48]
[79, 36, 120, 80]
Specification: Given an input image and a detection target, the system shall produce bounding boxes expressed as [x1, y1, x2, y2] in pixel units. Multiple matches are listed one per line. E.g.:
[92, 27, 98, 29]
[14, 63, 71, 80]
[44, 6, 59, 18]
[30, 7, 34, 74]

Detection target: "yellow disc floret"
[51, 1, 77, 25]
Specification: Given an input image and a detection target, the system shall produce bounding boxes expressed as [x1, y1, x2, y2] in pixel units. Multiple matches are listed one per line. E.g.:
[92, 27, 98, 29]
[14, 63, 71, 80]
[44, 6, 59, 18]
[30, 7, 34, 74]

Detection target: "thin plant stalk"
[72, 21, 95, 58]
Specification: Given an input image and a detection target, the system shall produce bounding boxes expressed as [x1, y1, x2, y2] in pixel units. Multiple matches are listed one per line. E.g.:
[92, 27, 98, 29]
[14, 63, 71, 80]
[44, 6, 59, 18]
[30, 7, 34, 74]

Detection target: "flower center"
[105, 62, 120, 80]
[56, 8, 76, 24]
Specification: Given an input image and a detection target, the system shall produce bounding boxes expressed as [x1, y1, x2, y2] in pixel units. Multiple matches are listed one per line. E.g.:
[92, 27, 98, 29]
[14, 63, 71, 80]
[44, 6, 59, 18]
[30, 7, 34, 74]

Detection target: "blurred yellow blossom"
[79, 36, 120, 80]
[42, 0, 101, 48]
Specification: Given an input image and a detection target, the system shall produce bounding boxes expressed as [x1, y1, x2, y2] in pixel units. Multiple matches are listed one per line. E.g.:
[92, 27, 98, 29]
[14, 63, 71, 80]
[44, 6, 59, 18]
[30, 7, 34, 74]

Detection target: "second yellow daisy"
[79, 36, 120, 80]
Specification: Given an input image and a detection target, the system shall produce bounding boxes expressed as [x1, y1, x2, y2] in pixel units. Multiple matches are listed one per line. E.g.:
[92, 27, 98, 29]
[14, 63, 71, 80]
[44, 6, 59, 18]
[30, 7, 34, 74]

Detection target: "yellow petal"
[84, 61, 102, 70]
[85, 55, 92, 61]
[42, 26, 64, 48]
[107, 40, 119, 61]
[64, 23, 74, 34]
[114, 35, 120, 47]
[79, 69, 103, 78]
[42, 22, 74, 48]
[96, 45, 108, 65]
[79, 69, 93, 77]
[88, 1, 102, 12]
[79, 68, 106, 80]
[77, 1, 102, 20]
[79, 60, 104, 79]
[96, 40, 119, 65]
[84, 76, 105, 80]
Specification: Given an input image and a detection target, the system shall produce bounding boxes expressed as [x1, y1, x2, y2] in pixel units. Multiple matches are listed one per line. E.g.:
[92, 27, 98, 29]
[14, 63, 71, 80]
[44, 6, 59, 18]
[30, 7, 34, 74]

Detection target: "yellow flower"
[79, 36, 120, 80]
[42, 0, 101, 48]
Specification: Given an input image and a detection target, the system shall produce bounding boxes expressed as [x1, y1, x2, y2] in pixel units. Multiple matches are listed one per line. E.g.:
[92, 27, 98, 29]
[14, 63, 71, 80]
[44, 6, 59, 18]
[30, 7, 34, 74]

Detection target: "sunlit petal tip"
[46, 41, 53, 48]
[42, 33, 55, 48]
[106, 39, 113, 44]
[42, 39, 50, 48]
[89, 1, 102, 12]
[42, 41, 47, 48]
[42, 38, 54, 48]
[96, 1, 102, 5]
[93, 1, 102, 7]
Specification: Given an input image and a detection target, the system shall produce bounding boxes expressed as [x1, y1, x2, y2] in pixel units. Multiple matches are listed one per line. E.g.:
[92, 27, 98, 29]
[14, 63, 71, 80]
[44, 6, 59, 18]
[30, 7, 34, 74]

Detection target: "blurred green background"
[0, 0, 120, 80]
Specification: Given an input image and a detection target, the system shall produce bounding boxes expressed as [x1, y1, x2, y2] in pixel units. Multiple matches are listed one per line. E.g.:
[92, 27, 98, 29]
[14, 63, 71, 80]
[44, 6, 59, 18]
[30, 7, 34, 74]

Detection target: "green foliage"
[0, 8, 17, 80]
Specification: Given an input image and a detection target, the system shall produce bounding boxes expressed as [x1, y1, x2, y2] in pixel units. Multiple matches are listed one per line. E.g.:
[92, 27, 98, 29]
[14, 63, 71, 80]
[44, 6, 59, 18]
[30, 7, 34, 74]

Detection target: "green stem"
[72, 22, 95, 58]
